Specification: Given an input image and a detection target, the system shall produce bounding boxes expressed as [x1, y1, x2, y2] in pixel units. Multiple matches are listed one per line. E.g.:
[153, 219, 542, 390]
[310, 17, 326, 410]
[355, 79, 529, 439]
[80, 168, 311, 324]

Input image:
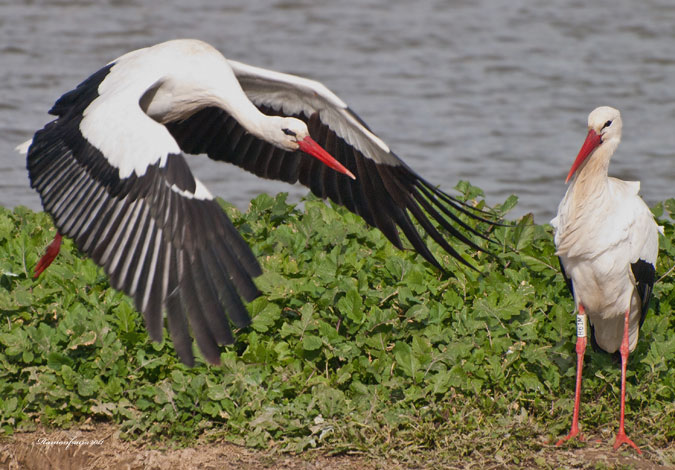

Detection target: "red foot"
[557, 318, 587, 449]
[556, 426, 584, 447]
[33, 233, 63, 278]
[612, 308, 642, 455]
[613, 430, 642, 454]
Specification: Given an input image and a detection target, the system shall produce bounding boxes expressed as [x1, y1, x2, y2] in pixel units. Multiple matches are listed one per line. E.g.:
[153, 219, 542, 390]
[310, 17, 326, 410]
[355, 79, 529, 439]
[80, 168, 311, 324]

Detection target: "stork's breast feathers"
[553, 178, 659, 263]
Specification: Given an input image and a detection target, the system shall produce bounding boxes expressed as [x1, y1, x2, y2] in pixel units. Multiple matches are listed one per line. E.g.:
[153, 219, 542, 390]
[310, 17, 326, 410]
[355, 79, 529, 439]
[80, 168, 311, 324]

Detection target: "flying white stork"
[551, 106, 661, 454]
[23, 39, 492, 366]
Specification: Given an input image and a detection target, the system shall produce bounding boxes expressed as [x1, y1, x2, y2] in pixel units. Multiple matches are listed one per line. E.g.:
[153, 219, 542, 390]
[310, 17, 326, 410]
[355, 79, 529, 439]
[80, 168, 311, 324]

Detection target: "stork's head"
[588, 106, 622, 144]
[267, 116, 355, 179]
[271, 117, 312, 150]
[566, 106, 622, 183]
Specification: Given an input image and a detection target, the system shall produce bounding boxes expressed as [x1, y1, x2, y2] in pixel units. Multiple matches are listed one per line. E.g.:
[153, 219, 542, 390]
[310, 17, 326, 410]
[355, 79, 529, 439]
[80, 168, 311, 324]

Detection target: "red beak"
[297, 137, 356, 180]
[566, 129, 602, 183]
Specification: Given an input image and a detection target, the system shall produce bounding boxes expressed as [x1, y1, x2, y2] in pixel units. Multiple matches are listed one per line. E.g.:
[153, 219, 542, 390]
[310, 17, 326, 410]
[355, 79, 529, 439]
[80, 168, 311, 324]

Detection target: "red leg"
[557, 304, 587, 446]
[612, 308, 642, 454]
[33, 232, 63, 279]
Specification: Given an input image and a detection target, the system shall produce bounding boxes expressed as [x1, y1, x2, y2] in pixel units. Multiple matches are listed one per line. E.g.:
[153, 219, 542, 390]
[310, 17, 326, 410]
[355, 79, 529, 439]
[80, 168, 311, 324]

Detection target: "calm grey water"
[2, 0, 674, 222]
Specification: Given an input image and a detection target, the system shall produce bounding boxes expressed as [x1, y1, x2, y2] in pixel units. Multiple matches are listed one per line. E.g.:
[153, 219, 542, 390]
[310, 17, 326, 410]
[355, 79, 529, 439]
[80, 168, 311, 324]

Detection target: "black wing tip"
[558, 257, 574, 297]
[631, 259, 656, 284]
[410, 182, 502, 271]
[631, 258, 656, 327]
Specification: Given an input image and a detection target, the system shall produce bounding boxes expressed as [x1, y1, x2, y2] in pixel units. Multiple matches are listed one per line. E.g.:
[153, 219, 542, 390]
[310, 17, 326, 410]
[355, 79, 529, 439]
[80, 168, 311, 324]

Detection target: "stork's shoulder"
[607, 177, 661, 262]
[607, 177, 640, 198]
[606, 178, 656, 226]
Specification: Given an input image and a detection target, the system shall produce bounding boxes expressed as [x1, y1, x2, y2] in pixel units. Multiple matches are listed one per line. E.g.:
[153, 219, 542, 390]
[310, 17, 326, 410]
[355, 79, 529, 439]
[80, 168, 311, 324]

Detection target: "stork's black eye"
[282, 128, 296, 136]
[602, 120, 612, 129]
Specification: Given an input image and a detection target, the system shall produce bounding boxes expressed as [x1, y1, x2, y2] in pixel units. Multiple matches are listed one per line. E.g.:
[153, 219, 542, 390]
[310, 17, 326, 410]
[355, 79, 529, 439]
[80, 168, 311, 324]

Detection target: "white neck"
[569, 139, 617, 204]
[212, 86, 269, 139]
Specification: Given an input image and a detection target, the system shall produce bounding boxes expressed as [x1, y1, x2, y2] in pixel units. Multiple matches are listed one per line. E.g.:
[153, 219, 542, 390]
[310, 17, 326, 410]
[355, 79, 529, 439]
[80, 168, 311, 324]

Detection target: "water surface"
[2, 0, 674, 222]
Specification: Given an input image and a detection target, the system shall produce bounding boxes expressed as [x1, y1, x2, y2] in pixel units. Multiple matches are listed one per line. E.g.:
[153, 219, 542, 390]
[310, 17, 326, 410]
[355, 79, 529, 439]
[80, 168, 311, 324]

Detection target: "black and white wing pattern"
[166, 60, 492, 271]
[27, 63, 261, 366]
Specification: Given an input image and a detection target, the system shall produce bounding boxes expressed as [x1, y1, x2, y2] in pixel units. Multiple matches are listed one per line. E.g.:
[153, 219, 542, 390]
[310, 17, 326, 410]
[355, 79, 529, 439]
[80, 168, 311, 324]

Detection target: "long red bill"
[298, 137, 356, 180]
[565, 129, 602, 183]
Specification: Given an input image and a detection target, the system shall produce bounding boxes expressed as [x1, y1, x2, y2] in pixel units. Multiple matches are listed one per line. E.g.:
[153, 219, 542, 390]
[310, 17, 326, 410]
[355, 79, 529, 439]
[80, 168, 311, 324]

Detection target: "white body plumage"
[551, 106, 661, 353]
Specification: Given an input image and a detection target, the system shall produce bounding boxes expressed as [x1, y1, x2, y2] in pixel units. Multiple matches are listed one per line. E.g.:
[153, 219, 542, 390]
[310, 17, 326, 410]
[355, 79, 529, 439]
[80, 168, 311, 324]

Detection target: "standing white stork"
[551, 106, 661, 453]
[23, 39, 492, 367]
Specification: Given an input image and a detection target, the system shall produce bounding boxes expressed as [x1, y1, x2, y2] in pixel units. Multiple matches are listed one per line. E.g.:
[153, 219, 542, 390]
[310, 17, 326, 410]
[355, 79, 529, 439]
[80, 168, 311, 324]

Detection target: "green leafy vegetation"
[0, 185, 673, 467]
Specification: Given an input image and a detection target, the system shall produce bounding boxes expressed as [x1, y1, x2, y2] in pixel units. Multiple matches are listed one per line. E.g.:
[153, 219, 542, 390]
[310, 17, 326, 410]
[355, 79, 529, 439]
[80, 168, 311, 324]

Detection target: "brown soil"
[0, 424, 672, 470]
